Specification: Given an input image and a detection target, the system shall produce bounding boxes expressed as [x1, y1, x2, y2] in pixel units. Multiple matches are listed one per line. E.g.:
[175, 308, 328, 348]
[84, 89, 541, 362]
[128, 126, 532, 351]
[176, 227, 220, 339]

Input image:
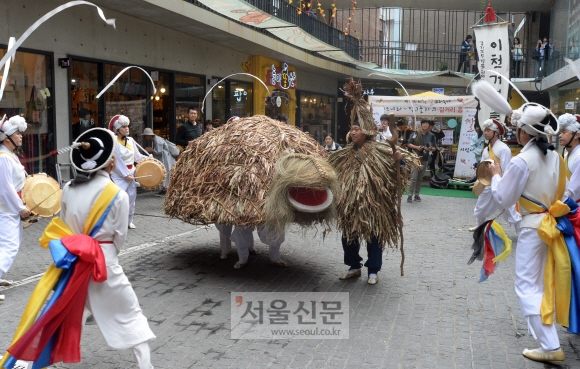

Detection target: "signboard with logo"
[267, 63, 297, 90]
[565, 101, 576, 110]
[442, 130, 454, 145]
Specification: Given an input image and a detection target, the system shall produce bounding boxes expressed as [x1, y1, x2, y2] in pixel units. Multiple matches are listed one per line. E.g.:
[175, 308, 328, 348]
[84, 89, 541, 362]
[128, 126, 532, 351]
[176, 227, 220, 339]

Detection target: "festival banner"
[453, 108, 478, 178]
[368, 95, 478, 117]
[473, 23, 510, 124]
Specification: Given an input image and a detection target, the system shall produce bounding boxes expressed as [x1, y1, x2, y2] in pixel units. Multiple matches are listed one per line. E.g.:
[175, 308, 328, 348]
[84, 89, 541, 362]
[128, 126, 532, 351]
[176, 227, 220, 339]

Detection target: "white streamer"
[96, 66, 157, 99]
[0, 1, 116, 101]
[466, 70, 529, 104]
[367, 73, 417, 124]
[201, 73, 270, 113]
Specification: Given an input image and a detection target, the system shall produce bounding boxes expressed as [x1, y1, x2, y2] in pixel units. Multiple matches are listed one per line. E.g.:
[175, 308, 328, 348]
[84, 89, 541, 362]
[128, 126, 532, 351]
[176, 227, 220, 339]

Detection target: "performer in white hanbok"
[559, 114, 580, 201]
[215, 225, 286, 268]
[472, 119, 521, 232]
[0, 116, 30, 295]
[109, 115, 146, 229]
[487, 104, 566, 363]
[66, 127, 156, 368]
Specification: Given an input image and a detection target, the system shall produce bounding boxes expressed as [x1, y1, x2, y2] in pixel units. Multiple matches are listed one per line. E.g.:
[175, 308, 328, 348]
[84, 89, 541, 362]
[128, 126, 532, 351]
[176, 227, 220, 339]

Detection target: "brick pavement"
[1, 191, 580, 368]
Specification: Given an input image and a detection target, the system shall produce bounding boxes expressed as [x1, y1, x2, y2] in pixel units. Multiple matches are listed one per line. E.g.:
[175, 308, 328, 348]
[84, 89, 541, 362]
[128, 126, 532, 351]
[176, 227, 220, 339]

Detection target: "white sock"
[369, 273, 377, 279]
[348, 268, 360, 275]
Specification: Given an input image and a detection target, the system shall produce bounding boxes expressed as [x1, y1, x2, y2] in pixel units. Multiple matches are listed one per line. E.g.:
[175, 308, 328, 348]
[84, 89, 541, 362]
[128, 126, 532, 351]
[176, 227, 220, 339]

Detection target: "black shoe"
[407, 196, 413, 203]
[414, 195, 421, 202]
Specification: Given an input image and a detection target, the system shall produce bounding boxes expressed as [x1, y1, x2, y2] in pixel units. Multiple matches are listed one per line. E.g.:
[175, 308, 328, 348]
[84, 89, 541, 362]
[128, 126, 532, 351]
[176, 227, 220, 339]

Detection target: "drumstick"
[133, 175, 153, 179]
[27, 187, 61, 213]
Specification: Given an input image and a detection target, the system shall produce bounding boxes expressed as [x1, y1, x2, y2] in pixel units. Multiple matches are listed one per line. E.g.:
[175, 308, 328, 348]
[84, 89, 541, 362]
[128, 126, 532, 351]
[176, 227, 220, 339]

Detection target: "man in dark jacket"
[457, 34, 473, 73]
[176, 107, 202, 147]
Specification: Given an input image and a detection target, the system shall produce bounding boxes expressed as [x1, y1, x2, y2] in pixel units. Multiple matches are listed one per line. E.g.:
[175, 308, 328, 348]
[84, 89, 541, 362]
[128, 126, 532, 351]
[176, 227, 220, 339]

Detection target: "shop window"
[212, 82, 226, 125]
[71, 60, 99, 140]
[230, 81, 253, 119]
[297, 92, 335, 145]
[152, 72, 172, 139]
[104, 64, 148, 141]
[0, 48, 53, 174]
[175, 74, 204, 134]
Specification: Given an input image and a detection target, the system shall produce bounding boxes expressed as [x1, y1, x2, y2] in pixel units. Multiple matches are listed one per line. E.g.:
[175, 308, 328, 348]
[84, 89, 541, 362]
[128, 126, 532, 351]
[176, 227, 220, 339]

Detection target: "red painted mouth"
[287, 187, 333, 213]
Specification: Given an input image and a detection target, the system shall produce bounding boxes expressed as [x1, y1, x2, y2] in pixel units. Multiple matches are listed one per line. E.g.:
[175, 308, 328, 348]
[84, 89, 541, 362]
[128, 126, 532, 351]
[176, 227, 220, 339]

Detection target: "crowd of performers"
[1, 76, 580, 367]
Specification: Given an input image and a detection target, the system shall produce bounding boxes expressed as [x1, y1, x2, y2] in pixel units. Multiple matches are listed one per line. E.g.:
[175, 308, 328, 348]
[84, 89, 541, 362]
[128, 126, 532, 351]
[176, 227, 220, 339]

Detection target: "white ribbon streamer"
[367, 72, 417, 124]
[201, 73, 270, 113]
[0, 1, 116, 101]
[466, 70, 529, 104]
[96, 66, 157, 99]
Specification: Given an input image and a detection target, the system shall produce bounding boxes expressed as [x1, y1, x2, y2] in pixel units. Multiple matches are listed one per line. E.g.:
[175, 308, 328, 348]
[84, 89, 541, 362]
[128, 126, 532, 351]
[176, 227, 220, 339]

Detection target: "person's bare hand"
[125, 175, 134, 181]
[487, 162, 501, 177]
[19, 208, 31, 218]
[145, 147, 153, 153]
[393, 150, 402, 161]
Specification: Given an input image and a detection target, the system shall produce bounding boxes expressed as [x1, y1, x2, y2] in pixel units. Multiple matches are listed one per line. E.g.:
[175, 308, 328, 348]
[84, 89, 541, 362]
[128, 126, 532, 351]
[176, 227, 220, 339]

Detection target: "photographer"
[406, 119, 437, 203]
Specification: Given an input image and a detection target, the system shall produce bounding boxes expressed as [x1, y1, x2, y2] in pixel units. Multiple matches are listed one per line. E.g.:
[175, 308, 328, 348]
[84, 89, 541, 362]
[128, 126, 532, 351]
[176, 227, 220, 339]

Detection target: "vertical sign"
[453, 108, 478, 178]
[474, 23, 510, 124]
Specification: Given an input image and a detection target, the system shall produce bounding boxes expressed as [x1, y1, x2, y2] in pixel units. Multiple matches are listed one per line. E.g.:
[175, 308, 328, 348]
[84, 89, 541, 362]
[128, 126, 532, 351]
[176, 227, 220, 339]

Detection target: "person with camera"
[407, 120, 437, 203]
[534, 37, 551, 79]
[457, 34, 473, 74]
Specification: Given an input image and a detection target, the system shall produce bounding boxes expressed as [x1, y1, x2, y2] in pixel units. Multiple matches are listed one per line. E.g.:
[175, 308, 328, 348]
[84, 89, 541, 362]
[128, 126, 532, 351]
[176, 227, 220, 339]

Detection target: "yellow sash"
[518, 155, 571, 327]
[0, 181, 120, 368]
[566, 152, 572, 180]
[117, 137, 134, 152]
[488, 143, 500, 165]
[0, 150, 20, 164]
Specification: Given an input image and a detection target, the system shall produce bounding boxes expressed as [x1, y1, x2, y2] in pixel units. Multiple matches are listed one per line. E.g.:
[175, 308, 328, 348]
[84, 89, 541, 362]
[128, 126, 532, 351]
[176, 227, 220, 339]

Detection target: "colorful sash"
[0, 182, 120, 369]
[117, 137, 134, 152]
[468, 219, 512, 282]
[518, 155, 572, 327]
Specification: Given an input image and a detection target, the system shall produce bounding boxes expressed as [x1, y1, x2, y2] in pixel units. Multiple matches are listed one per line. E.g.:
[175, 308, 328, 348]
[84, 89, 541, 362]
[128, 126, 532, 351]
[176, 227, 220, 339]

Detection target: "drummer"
[0, 115, 31, 295]
[109, 115, 146, 229]
[141, 128, 175, 195]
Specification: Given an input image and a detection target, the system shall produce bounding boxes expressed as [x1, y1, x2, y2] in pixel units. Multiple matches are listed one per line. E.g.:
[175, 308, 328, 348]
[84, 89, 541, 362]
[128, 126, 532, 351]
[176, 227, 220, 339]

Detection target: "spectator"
[397, 119, 412, 149]
[324, 134, 342, 152]
[78, 108, 95, 136]
[469, 122, 485, 164]
[512, 37, 523, 78]
[176, 107, 202, 148]
[428, 121, 445, 172]
[205, 121, 214, 133]
[535, 37, 551, 79]
[406, 119, 437, 203]
[457, 35, 473, 74]
[376, 114, 392, 143]
[470, 36, 478, 74]
[141, 128, 176, 195]
[277, 114, 289, 125]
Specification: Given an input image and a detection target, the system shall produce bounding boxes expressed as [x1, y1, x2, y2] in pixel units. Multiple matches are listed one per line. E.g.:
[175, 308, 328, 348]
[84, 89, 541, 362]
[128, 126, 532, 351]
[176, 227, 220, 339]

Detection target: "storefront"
[0, 46, 55, 175]
[253, 56, 297, 126]
[69, 57, 205, 142]
[296, 91, 336, 145]
[212, 79, 254, 125]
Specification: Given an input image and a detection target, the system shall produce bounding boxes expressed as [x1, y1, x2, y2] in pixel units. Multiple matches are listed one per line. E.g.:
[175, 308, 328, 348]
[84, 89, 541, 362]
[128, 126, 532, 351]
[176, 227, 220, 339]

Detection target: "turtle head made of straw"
[344, 77, 377, 137]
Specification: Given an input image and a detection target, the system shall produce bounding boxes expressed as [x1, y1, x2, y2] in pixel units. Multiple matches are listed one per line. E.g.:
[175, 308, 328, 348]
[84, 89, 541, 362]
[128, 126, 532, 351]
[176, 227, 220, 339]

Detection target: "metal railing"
[360, 40, 537, 78]
[183, 0, 360, 59]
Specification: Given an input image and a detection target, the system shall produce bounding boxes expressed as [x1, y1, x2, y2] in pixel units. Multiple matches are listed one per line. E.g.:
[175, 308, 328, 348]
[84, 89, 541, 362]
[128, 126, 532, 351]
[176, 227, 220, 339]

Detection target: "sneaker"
[128, 222, 136, 229]
[414, 195, 421, 202]
[234, 261, 247, 269]
[407, 196, 413, 203]
[269, 259, 288, 267]
[0, 294, 4, 301]
[522, 347, 565, 363]
[0, 279, 14, 286]
[367, 275, 379, 285]
[339, 269, 361, 280]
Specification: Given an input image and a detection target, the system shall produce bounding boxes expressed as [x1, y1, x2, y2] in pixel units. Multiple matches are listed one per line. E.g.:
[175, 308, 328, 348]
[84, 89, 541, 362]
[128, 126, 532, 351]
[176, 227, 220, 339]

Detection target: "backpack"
[165, 139, 180, 158]
[429, 172, 451, 189]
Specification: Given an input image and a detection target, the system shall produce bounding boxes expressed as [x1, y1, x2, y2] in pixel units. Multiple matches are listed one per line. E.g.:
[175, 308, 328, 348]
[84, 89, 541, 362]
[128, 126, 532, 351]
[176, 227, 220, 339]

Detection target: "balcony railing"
[184, 0, 360, 60]
[360, 40, 542, 78]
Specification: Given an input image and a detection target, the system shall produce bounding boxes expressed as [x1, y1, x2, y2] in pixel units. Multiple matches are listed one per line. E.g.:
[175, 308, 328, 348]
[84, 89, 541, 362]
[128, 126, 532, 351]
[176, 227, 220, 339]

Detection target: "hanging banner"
[453, 108, 478, 178]
[368, 95, 478, 117]
[473, 23, 510, 124]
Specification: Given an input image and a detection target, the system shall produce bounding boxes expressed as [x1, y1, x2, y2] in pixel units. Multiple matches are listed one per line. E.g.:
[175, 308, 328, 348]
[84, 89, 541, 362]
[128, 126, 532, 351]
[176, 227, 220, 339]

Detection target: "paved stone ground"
[2, 190, 580, 369]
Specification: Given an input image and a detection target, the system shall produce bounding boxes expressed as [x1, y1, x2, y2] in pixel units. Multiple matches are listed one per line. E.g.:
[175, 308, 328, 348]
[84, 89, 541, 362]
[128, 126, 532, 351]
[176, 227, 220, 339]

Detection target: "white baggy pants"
[0, 213, 22, 280]
[515, 228, 560, 350]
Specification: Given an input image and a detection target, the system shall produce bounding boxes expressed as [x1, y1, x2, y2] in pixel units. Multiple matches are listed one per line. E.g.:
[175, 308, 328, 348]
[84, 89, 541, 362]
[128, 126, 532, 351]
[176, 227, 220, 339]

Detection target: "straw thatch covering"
[163, 115, 331, 228]
[264, 153, 338, 234]
[329, 78, 420, 249]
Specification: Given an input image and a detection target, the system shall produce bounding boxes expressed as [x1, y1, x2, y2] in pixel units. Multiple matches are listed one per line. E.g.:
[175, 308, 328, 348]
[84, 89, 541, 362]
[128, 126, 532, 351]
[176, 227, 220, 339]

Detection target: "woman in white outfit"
[109, 115, 145, 229]
[0, 116, 31, 298]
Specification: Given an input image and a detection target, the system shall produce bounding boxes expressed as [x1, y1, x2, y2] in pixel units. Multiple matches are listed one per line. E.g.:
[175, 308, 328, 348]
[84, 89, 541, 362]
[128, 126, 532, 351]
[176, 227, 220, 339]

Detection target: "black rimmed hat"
[70, 127, 116, 173]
